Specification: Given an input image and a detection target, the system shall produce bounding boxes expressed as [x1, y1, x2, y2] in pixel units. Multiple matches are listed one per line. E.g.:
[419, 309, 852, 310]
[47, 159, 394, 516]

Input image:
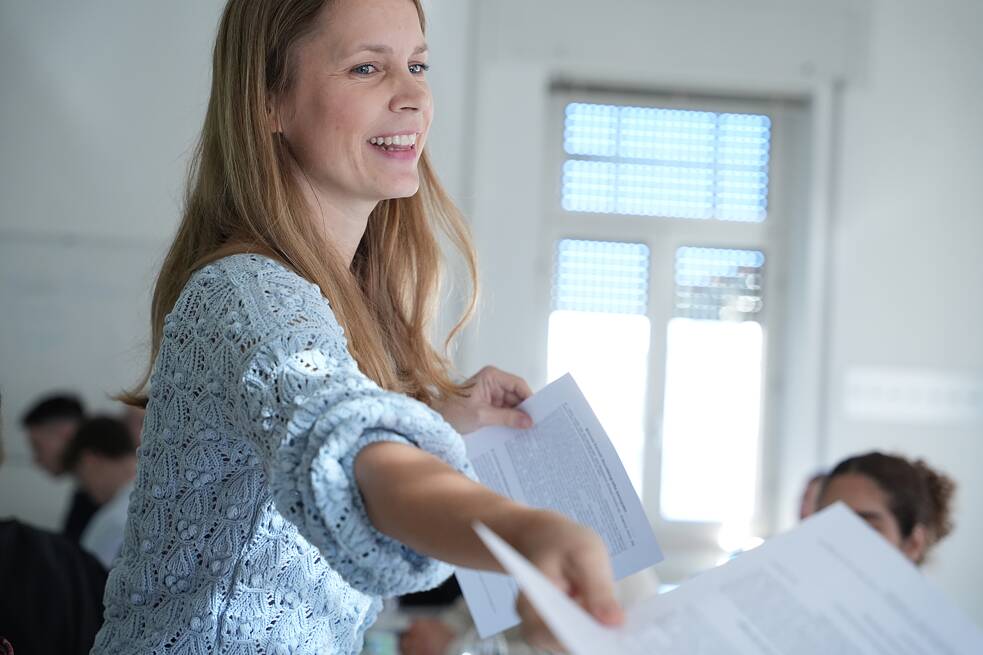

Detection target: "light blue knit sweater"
[92, 253, 471, 654]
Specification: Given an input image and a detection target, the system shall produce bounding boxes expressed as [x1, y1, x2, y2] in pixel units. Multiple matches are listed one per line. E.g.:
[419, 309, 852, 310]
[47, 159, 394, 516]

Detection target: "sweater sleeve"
[196, 255, 474, 596]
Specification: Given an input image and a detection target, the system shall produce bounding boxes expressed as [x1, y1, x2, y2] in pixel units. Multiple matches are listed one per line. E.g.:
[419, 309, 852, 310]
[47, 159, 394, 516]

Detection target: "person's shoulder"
[174, 251, 343, 343]
[175, 252, 324, 314]
[196, 252, 317, 293]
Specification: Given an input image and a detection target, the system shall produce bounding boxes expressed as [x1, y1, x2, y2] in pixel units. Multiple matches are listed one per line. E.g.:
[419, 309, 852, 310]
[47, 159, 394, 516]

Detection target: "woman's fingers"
[478, 406, 532, 430]
[476, 366, 533, 406]
[565, 546, 624, 626]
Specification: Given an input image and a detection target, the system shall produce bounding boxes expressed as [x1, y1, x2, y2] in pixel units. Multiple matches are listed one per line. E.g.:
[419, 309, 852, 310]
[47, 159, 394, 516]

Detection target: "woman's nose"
[389, 72, 431, 113]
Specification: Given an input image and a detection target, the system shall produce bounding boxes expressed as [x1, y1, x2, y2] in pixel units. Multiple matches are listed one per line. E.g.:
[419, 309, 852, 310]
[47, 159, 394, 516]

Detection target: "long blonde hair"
[123, 0, 477, 407]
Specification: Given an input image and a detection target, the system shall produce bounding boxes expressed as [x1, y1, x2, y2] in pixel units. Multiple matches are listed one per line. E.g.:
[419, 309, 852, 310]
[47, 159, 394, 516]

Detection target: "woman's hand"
[432, 366, 534, 434]
[510, 510, 624, 652]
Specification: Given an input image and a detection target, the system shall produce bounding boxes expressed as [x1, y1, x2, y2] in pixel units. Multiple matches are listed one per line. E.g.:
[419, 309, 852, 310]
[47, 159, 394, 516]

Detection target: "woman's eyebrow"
[348, 43, 429, 56]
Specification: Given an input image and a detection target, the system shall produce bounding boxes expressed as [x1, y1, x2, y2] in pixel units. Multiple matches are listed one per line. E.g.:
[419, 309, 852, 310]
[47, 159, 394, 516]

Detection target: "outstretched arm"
[355, 441, 624, 651]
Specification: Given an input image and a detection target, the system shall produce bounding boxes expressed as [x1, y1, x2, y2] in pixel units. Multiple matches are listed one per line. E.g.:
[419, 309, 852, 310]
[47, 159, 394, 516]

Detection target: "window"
[542, 91, 792, 567]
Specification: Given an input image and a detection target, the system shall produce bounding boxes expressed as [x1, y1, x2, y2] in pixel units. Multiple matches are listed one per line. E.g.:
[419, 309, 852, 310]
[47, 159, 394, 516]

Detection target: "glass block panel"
[552, 239, 650, 315]
[561, 160, 616, 213]
[615, 163, 714, 219]
[564, 102, 619, 157]
[618, 108, 716, 163]
[673, 247, 764, 321]
[561, 102, 772, 222]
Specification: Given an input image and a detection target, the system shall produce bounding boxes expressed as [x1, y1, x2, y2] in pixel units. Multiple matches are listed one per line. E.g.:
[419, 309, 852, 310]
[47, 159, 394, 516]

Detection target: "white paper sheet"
[475, 504, 983, 655]
[456, 374, 662, 637]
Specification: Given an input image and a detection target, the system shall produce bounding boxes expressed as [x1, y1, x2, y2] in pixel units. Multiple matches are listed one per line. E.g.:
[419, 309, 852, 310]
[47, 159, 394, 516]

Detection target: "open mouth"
[369, 133, 418, 152]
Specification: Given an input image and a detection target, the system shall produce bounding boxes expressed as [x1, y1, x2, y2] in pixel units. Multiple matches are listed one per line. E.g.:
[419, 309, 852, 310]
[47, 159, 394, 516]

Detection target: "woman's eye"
[351, 64, 378, 75]
[409, 63, 430, 75]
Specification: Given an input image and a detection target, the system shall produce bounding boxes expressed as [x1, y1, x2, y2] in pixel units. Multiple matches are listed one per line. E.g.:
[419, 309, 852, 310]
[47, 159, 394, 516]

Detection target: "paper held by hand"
[455, 374, 662, 637]
[473, 505, 983, 655]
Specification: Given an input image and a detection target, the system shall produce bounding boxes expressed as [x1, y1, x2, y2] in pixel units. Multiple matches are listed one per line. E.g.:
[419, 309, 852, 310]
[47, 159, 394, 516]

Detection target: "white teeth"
[370, 133, 418, 148]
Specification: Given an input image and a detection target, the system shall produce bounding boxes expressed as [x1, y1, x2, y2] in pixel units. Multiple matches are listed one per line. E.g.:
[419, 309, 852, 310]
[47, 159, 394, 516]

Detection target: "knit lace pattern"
[92, 253, 471, 654]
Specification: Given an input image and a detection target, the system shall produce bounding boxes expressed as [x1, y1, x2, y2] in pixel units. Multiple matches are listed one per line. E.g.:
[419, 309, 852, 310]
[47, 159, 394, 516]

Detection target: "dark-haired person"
[63, 416, 138, 568]
[1, 396, 108, 654]
[20, 392, 99, 541]
[816, 451, 956, 565]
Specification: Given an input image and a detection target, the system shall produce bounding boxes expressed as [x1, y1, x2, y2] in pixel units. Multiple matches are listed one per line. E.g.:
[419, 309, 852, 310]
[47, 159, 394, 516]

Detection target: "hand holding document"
[456, 374, 662, 637]
[475, 504, 983, 655]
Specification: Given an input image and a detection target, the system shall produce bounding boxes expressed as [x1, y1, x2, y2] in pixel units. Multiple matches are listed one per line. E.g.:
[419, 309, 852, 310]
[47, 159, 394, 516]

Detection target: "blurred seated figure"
[0, 396, 108, 655]
[816, 451, 955, 565]
[798, 471, 827, 520]
[62, 416, 137, 568]
[20, 393, 98, 541]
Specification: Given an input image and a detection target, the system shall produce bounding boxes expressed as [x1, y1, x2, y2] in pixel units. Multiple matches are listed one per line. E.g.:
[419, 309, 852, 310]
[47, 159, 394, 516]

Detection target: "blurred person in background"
[62, 415, 138, 568]
[20, 393, 99, 541]
[816, 451, 955, 565]
[1, 394, 108, 655]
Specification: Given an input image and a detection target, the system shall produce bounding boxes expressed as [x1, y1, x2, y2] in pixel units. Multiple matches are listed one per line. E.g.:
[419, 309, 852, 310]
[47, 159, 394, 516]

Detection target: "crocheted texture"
[92, 254, 473, 655]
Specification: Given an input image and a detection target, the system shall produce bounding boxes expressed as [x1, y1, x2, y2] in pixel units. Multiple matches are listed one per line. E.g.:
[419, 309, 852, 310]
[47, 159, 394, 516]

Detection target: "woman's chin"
[381, 180, 421, 200]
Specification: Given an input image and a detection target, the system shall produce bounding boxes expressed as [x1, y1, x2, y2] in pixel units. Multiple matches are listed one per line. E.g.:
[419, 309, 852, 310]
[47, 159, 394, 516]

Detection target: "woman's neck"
[294, 172, 376, 268]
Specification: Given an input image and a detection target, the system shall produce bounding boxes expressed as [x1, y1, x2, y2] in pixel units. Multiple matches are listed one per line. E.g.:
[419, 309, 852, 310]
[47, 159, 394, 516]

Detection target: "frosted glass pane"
[553, 239, 649, 315]
[561, 160, 616, 213]
[615, 163, 714, 219]
[548, 311, 651, 493]
[659, 319, 763, 523]
[564, 103, 619, 157]
[674, 247, 764, 321]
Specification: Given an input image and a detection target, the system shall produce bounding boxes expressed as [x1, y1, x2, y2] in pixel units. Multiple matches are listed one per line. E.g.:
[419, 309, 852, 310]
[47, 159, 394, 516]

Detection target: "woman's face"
[817, 473, 926, 564]
[276, 0, 432, 207]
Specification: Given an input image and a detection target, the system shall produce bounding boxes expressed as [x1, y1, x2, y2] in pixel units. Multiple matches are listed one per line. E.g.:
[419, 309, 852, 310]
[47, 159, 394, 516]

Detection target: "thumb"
[481, 406, 533, 430]
[569, 552, 624, 626]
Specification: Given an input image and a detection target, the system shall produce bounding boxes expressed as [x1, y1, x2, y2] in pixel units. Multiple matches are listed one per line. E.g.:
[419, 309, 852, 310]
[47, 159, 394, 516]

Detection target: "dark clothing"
[400, 576, 462, 608]
[0, 519, 107, 655]
[61, 488, 100, 543]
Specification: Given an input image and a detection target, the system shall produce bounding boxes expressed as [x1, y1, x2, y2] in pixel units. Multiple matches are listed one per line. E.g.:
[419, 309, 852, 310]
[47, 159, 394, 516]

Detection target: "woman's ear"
[902, 523, 929, 565]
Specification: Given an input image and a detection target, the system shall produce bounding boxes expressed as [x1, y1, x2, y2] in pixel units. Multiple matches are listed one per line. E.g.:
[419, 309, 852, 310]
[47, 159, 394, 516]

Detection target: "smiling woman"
[91, 1, 622, 654]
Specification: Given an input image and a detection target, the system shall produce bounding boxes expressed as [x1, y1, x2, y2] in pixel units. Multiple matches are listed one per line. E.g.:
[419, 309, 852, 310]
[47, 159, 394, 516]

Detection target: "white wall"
[1, 0, 980, 625]
[0, 0, 223, 526]
[825, 0, 983, 622]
